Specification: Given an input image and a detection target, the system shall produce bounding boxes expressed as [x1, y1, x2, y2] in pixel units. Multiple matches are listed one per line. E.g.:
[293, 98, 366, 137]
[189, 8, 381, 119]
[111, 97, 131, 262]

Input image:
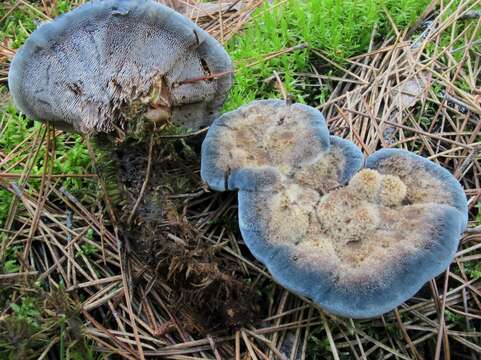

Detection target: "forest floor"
[1, 0, 481, 359]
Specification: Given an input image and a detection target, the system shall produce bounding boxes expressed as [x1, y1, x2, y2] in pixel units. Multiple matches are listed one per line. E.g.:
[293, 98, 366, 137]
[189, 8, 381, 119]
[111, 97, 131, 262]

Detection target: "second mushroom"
[201, 100, 468, 318]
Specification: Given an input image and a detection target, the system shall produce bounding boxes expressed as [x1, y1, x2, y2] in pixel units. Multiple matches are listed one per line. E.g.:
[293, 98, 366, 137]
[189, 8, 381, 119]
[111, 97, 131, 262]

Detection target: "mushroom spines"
[201, 100, 332, 193]
[366, 148, 468, 227]
[317, 191, 380, 243]
[348, 169, 382, 201]
[8, 0, 233, 133]
[351, 205, 380, 233]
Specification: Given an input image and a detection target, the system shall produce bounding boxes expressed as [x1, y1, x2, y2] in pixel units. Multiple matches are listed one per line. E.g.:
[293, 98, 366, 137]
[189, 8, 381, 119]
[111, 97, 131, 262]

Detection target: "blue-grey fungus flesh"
[201, 100, 468, 318]
[8, 0, 233, 133]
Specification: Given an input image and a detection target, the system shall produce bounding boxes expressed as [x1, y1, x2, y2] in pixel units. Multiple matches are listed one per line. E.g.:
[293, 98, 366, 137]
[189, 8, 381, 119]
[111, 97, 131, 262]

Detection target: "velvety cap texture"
[201, 100, 468, 318]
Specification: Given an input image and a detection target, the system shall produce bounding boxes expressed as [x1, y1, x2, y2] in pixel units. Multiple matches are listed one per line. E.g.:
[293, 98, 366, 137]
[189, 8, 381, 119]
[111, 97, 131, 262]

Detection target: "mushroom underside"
[8, 0, 233, 134]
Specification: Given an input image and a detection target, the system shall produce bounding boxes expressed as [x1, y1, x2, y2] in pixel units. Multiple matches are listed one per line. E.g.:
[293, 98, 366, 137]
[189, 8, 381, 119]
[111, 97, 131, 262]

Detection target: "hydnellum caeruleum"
[201, 100, 468, 318]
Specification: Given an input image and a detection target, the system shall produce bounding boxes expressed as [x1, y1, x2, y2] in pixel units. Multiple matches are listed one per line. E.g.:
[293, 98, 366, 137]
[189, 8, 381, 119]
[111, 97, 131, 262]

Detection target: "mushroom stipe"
[201, 100, 468, 319]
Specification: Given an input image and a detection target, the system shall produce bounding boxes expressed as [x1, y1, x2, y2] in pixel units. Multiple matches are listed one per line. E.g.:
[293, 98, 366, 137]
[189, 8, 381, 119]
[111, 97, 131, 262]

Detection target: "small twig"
[273, 71, 288, 101]
[176, 70, 234, 85]
[127, 134, 155, 225]
[156, 127, 209, 139]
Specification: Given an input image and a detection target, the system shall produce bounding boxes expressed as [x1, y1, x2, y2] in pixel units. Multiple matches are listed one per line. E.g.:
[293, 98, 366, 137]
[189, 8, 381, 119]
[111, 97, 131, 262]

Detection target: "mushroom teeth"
[200, 100, 468, 319]
[8, 0, 233, 133]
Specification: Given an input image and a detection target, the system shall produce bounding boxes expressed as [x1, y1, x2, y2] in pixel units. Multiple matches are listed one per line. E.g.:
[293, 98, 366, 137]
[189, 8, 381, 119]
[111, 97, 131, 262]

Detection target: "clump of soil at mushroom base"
[101, 135, 261, 332]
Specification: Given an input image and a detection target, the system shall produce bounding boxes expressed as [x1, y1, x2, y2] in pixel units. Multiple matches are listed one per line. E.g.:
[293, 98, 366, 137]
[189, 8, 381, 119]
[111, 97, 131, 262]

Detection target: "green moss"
[0, 92, 94, 224]
[225, 0, 430, 110]
[0, 2, 37, 49]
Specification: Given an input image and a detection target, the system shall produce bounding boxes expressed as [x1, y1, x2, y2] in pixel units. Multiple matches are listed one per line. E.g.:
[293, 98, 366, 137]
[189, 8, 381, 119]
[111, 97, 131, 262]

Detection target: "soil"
[94, 133, 260, 333]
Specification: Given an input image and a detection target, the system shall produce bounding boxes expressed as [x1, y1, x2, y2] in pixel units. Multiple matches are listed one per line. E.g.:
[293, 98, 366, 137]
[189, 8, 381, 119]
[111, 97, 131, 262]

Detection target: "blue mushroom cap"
[328, 136, 364, 184]
[236, 175, 464, 318]
[264, 204, 463, 318]
[8, 0, 233, 133]
[201, 100, 468, 319]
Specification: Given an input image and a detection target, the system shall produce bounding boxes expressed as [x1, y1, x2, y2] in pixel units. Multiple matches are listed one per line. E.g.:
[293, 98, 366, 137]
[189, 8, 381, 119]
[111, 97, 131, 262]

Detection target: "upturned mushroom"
[7, 0, 235, 274]
[201, 100, 468, 318]
[8, 0, 233, 134]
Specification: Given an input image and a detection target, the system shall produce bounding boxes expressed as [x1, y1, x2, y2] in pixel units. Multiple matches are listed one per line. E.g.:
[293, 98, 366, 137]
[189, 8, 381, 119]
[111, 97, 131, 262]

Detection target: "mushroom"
[8, 0, 233, 134]
[201, 100, 468, 318]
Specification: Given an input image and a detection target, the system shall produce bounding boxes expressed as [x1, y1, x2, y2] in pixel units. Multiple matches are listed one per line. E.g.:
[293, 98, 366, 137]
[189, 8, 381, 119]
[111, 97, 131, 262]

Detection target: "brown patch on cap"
[260, 167, 446, 286]
[375, 156, 453, 206]
[214, 103, 327, 178]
